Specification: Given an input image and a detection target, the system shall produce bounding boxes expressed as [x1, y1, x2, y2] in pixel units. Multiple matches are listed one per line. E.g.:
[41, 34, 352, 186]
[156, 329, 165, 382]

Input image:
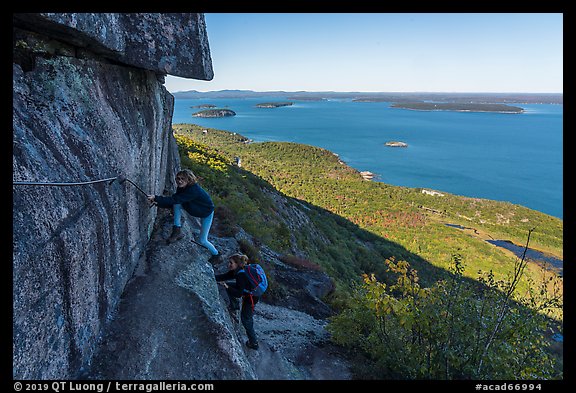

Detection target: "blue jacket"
[154, 183, 214, 218]
[215, 268, 258, 299]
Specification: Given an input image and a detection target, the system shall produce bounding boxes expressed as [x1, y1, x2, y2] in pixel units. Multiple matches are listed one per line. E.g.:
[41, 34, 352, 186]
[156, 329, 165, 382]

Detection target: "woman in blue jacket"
[215, 253, 260, 350]
[148, 169, 220, 263]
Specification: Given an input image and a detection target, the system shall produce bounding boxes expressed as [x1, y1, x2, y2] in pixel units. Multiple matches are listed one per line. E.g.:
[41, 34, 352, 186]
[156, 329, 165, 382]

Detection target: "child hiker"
[215, 253, 261, 350]
[147, 169, 221, 263]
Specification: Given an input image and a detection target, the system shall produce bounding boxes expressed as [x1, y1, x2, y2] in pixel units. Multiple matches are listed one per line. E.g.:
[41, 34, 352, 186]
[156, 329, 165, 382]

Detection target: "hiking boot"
[166, 226, 184, 244]
[208, 254, 222, 265]
[245, 340, 259, 350]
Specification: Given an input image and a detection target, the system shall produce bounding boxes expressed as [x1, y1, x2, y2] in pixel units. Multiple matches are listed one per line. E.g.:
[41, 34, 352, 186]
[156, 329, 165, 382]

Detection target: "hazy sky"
[164, 13, 563, 94]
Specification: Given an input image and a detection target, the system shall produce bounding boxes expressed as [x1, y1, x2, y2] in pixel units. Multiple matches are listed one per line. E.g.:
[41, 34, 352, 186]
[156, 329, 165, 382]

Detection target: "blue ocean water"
[172, 97, 563, 219]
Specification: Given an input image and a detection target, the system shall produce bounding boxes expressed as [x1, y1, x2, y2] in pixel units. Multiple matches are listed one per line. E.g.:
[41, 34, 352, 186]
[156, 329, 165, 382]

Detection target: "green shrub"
[328, 255, 562, 379]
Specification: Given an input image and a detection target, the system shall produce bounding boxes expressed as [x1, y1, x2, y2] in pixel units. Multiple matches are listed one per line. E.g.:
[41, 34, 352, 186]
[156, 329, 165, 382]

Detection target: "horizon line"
[170, 89, 563, 95]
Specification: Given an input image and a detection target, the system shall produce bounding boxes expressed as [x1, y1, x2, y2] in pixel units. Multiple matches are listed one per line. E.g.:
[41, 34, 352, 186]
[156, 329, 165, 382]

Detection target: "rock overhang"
[13, 13, 214, 81]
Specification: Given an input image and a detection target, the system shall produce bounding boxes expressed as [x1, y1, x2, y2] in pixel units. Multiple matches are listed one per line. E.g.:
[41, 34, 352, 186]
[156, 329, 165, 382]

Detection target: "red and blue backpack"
[240, 263, 268, 297]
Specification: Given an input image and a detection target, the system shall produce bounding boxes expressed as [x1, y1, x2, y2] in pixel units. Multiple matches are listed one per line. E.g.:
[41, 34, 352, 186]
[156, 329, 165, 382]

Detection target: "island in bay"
[192, 109, 236, 118]
[255, 102, 293, 108]
[389, 102, 524, 113]
[385, 141, 408, 147]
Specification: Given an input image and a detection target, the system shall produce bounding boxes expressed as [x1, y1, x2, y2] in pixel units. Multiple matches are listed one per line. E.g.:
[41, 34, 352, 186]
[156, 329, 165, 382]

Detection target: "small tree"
[328, 230, 562, 379]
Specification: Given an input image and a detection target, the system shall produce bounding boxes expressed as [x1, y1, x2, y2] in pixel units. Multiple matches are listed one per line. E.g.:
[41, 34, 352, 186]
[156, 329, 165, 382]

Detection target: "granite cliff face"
[12, 13, 212, 379]
[13, 13, 351, 380]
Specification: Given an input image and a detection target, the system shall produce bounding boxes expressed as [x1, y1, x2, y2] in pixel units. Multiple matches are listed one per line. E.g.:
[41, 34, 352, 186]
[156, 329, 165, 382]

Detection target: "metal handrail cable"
[13, 175, 156, 207]
[13, 177, 118, 187]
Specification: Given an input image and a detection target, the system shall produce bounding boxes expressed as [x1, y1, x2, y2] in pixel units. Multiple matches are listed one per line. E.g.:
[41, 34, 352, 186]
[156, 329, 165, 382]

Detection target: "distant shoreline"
[390, 102, 524, 113]
[172, 90, 563, 105]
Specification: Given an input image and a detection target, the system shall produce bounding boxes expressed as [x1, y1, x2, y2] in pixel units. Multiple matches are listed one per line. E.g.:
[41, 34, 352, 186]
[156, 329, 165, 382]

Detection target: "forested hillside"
[170, 123, 563, 379]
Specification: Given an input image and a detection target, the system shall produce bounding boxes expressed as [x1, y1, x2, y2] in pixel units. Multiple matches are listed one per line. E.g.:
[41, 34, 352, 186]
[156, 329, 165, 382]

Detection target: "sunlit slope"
[172, 123, 563, 298]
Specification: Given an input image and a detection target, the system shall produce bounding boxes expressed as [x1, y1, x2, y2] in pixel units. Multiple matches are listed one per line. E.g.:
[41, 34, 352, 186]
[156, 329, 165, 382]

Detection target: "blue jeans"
[227, 285, 259, 345]
[173, 204, 219, 256]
